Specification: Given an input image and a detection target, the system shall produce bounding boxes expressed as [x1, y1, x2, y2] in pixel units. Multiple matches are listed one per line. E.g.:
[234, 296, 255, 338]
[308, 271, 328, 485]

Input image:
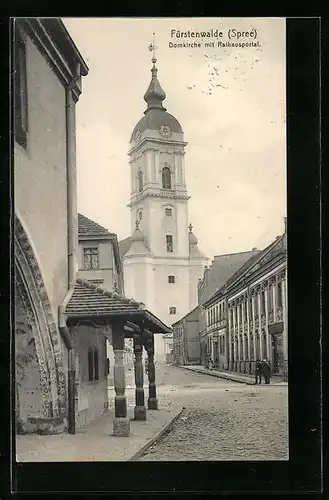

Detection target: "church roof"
[119, 236, 132, 259]
[199, 249, 260, 304]
[78, 213, 115, 238]
[130, 110, 183, 142]
[65, 279, 171, 334]
[130, 56, 183, 142]
[225, 233, 286, 289]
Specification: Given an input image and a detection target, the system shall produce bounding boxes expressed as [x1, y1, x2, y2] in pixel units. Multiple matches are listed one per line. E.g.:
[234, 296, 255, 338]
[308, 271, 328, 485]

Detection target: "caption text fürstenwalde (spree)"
[168, 29, 261, 49]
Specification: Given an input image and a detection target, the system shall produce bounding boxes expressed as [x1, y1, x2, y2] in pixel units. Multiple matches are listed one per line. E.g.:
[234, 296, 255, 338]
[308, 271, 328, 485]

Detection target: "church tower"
[121, 40, 208, 360]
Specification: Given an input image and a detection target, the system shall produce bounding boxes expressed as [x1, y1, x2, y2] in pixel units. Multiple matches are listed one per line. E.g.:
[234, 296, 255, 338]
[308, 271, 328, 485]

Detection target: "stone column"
[232, 303, 237, 371]
[133, 331, 146, 420]
[252, 293, 257, 361]
[273, 279, 277, 323]
[146, 333, 158, 410]
[265, 285, 271, 361]
[281, 275, 288, 380]
[236, 304, 240, 371]
[227, 305, 232, 370]
[257, 292, 263, 359]
[246, 295, 251, 361]
[112, 321, 130, 437]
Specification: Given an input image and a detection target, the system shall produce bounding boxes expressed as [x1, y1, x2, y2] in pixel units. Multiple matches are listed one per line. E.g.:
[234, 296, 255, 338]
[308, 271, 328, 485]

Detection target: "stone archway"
[15, 215, 67, 433]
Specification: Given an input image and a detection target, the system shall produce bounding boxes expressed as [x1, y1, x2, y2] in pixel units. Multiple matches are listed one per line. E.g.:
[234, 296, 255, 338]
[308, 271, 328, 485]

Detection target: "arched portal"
[15, 214, 67, 433]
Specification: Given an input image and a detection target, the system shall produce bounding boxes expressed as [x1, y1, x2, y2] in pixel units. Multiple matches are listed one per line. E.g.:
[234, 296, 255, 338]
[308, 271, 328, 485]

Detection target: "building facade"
[77, 213, 134, 389]
[14, 18, 89, 434]
[203, 292, 228, 369]
[77, 213, 123, 293]
[226, 230, 288, 379]
[172, 306, 200, 366]
[198, 249, 260, 366]
[119, 53, 208, 361]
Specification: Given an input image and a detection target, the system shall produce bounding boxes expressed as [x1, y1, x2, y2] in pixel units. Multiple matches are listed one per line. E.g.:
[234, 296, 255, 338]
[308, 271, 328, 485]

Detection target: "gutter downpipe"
[58, 63, 81, 435]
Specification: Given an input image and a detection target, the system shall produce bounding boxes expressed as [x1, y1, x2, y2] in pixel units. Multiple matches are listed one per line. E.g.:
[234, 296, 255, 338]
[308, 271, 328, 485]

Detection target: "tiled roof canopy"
[65, 279, 171, 334]
[78, 213, 115, 238]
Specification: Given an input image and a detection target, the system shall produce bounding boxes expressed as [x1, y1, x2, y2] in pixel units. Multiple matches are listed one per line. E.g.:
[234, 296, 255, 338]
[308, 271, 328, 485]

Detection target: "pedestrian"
[262, 358, 271, 384]
[255, 358, 262, 384]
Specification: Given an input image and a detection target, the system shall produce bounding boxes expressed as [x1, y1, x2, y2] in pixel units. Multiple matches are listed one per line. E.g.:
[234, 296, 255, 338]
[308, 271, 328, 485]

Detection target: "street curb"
[178, 366, 287, 386]
[127, 407, 185, 461]
[179, 365, 255, 385]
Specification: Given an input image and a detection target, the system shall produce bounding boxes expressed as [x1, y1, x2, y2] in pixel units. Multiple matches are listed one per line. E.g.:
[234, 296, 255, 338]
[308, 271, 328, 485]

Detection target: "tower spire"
[144, 33, 166, 113]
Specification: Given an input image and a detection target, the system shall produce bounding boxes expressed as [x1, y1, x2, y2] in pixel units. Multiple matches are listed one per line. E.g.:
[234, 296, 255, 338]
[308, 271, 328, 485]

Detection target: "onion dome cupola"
[124, 220, 151, 257]
[188, 223, 207, 259]
[130, 35, 183, 143]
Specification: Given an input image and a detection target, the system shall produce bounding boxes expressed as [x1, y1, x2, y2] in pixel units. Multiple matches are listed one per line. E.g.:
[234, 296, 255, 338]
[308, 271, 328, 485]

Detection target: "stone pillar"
[227, 306, 232, 370]
[146, 334, 158, 410]
[281, 276, 288, 380]
[133, 331, 146, 420]
[246, 295, 251, 361]
[257, 292, 263, 359]
[252, 293, 257, 361]
[273, 279, 277, 322]
[112, 321, 130, 437]
[265, 285, 271, 361]
[232, 303, 237, 371]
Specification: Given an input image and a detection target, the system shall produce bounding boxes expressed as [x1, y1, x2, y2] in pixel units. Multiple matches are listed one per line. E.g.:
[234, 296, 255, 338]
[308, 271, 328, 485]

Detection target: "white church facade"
[119, 51, 208, 361]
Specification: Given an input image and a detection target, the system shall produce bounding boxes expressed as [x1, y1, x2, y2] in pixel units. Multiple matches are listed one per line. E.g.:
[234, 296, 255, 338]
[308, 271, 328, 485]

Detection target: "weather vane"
[189, 223, 193, 233]
[148, 32, 157, 62]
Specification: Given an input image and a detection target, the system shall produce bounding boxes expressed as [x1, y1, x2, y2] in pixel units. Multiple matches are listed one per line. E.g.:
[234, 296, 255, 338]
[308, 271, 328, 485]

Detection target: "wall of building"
[14, 34, 68, 319]
[71, 324, 108, 429]
[186, 319, 201, 363]
[227, 259, 287, 378]
[77, 240, 115, 290]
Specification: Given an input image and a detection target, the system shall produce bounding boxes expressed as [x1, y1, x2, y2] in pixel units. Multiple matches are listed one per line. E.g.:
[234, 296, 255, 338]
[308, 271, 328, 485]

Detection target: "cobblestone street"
[138, 364, 289, 461]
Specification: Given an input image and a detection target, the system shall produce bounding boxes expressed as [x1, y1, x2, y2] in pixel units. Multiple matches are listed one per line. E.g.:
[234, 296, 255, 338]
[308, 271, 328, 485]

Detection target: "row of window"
[207, 283, 284, 328]
[230, 283, 283, 325]
[207, 302, 226, 325]
[138, 167, 172, 193]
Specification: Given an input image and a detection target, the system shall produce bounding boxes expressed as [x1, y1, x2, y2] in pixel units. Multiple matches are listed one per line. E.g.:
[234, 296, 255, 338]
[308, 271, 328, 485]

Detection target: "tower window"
[165, 207, 172, 217]
[166, 234, 173, 252]
[15, 26, 28, 149]
[169, 307, 176, 315]
[162, 167, 172, 189]
[168, 275, 175, 283]
[83, 247, 99, 270]
[138, 170, 144, 193]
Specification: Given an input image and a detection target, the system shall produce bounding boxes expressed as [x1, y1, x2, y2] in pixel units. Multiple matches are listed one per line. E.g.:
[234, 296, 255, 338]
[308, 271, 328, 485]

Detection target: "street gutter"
[127, 407, 185, 461]
[178, 365, 287, 386]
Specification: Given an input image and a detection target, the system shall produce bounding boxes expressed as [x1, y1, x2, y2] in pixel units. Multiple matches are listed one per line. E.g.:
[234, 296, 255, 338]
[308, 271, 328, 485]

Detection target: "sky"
[63, 17, 286, 261]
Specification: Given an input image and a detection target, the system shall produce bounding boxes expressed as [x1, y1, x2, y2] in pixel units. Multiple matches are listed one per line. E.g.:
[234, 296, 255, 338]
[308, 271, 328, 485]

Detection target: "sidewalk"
[179, 365, 287, 386]
[16, 403, 183, 462]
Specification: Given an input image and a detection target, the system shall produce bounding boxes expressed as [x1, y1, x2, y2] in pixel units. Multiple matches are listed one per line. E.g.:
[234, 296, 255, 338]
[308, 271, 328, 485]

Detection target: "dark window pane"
[162, 167, 171, 189]
[94, 348, 99, 381]
[88, 348, 93, 382]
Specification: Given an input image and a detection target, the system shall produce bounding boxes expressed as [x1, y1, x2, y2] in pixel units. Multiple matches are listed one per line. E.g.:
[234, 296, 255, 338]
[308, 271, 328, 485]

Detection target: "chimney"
[252, 247, 257, 251]
[284, 217, 287, 233]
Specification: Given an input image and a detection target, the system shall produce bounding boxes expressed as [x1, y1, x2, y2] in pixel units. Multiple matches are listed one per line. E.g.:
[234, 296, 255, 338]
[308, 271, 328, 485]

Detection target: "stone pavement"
[179, 365, 287, 386]
[138, 365, 289, 461]
[16, 401, 182, 462]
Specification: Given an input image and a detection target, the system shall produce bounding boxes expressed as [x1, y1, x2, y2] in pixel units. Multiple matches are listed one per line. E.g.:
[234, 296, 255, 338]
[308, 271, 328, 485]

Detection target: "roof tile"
[78, 213, 115, 238]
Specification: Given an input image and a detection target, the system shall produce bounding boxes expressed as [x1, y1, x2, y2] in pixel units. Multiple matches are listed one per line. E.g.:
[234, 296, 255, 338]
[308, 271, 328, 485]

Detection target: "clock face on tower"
[159, 124, 172, 138]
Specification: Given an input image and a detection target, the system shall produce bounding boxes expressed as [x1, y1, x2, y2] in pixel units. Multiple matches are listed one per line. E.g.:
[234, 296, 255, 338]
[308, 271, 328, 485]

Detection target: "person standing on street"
[262, 358, 271, 384]
[255, 359, 262, 384]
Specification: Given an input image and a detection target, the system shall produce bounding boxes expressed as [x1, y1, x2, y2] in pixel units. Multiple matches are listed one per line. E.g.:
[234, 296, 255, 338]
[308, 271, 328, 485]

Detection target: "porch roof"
[65, 279, 171, 334]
